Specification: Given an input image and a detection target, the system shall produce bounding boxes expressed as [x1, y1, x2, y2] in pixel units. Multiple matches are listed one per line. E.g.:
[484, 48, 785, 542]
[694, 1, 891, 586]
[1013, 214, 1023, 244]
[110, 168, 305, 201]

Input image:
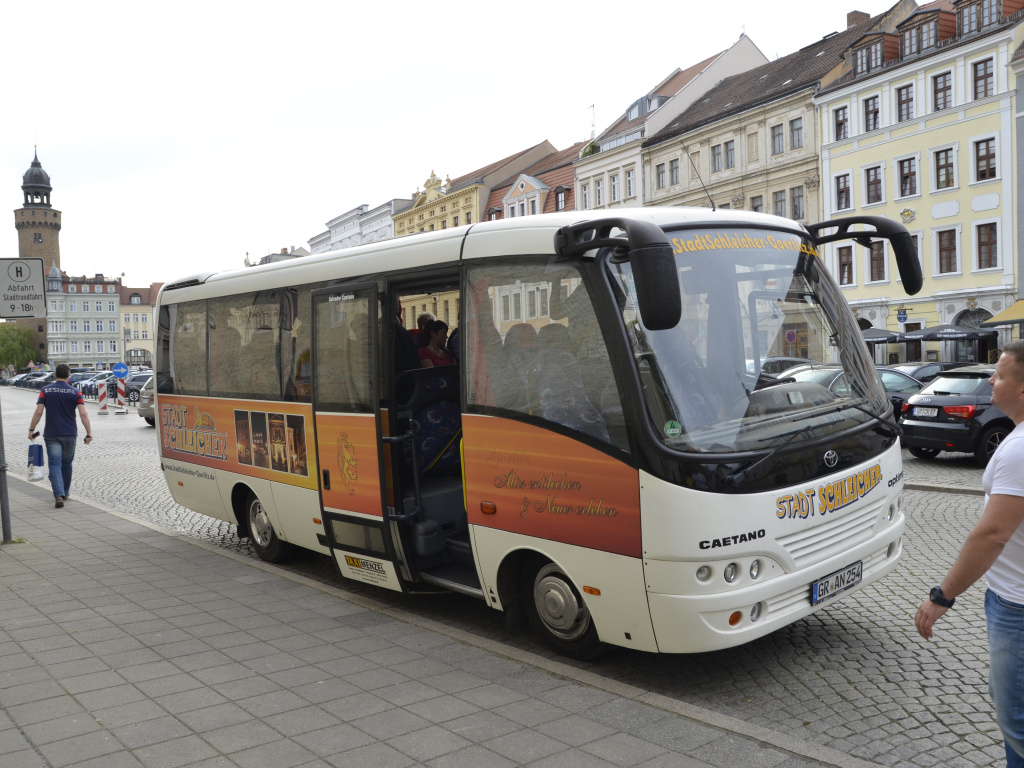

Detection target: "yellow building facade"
[815, 6, 1023, 365]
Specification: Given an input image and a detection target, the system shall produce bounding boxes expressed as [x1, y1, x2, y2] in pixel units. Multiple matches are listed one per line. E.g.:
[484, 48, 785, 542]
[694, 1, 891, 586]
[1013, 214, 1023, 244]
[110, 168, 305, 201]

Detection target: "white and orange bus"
[155, 207, 922, 659]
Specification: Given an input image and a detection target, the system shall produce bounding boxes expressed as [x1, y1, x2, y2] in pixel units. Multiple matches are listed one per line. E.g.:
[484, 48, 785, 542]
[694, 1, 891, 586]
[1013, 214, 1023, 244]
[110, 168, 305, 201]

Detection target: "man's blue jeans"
[987, 589, 1024, 767]
[43, 436, 76, 500]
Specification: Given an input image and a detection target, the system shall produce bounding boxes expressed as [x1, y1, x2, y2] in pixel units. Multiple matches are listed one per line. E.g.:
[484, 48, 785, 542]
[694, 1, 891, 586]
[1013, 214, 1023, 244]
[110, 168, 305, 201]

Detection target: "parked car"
[124, 371, 153, 403]
[16, 372, 47, 388]
[68, 372, 95, 386]
[899, 365, 1008, 467]
[746, 356, 817, 376]
[137, 376, 155, 426]
[29, 372, 55, 389]
[81, 371, 115, 397]
[880, 361, 971, 384]
[782, 364, 923, 416]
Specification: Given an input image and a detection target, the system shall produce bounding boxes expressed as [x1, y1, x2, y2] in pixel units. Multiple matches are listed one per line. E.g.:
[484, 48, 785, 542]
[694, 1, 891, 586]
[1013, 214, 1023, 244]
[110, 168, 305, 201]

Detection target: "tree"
[0, 323, 36, 371]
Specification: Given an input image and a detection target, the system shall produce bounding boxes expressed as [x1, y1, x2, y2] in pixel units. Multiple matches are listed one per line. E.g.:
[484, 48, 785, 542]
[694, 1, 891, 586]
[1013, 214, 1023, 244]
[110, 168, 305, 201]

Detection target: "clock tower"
[14, 148, 61, 269]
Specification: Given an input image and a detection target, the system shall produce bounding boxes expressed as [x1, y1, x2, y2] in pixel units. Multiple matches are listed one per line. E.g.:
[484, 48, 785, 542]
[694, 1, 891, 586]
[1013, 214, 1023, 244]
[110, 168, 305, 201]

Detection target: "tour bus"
[155, 208, 922, 659]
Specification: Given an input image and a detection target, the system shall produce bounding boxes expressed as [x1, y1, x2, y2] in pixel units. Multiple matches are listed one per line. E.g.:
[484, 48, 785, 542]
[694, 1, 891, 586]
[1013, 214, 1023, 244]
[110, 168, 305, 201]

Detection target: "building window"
[70, 320, 77, 332]
[142, 330, 148, 340]
[790, 118, 803, 149]
[938, 229, 958, 273]
[130, 293, 141, 304]
[452, 215, 459, 227]
[69, 285, 76, 293]
[724, 140, 735, 169]
[898, 158, 917, 197]
[835, 106, 849, 140]
[556, 190, 566, 210]
[110, 340, 117, 353]
[773, 190, 786, 217]
[83, 301, 90, 313]
[865, 166, 883, 204]
[108, 301, 115, 312]
[669, 158, 679, 184]
[711, 145, 722, 172]
[869, 242, 886, 282]
[626, 169, 635, 197]
[750, 196, 763, 213]
[142, 313, 147, 323]
[771, 125, 784, 155]
[124, 314, 130, 323]
[975, 138, 996, 180]
[33, 233, 43, 244]
[978, 223, 998, 269]
[70, 341, 78, 354]
[933, 72, 952, 111]
[82, 284, 90, 293]
[837, 247, 854, 286]
[96, 341, 104, 354]
[897, 85, 914, 121]
[790, 186, 804, 220]
[835, 174, 851, 210]
[84, 341, 92, 354]
[466, 212, 471, 224]
[974, 58, 994, 99]
[83, 320, 91, 333]
[595, 179, 603, 206]
[864, 96, 879, 132]
[935, 148, 954, 189]
[656, 164, 665, 189]
[108, 320, 116, 332]
[582, 184, 590, 208]
[529, 199, 537, 215]
[610, 175, 618, 201]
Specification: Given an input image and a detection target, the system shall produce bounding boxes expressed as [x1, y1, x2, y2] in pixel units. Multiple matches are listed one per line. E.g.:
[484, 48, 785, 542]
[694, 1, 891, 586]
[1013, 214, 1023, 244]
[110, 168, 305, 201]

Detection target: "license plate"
[913, 406, 938, 417]
[811, 561, 863, 605]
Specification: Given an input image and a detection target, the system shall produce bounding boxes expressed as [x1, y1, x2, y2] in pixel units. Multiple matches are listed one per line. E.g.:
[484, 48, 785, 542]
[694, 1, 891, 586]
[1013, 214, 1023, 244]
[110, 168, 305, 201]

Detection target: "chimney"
[848, 10, 869, 27]
[280, 248, 287, 254]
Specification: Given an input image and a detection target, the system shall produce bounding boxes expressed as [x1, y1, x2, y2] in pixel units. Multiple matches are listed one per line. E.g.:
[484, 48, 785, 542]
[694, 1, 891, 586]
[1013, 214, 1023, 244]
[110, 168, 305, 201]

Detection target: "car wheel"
[908, 447, 940, 459]
[246, 492, 292, 563]
[144, 417, 155, 426]
[522, 555, 603, 661]
[128, 389, 139, 403]
[975, 425, 1009, 468]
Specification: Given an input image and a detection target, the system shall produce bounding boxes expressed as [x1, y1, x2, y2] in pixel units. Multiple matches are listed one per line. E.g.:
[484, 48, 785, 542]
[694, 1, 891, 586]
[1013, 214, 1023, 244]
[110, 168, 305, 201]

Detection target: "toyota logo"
[824, 450, 839, 468]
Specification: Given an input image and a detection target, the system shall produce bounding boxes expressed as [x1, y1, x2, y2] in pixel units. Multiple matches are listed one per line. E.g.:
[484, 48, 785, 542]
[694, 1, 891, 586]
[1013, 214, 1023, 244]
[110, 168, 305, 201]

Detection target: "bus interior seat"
[533, 347, 609, 443]
[395, 366, 462, 476]
[475, 318, 527, 411]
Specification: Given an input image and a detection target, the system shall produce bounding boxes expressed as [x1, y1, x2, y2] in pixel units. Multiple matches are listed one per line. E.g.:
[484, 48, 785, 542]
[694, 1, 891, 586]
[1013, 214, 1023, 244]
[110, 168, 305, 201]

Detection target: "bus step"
[420, 564, 483, 598]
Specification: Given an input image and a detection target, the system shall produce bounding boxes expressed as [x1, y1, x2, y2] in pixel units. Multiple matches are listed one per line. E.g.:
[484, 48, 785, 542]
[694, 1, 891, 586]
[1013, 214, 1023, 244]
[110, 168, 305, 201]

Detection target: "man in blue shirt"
[28, 364, 93, 508]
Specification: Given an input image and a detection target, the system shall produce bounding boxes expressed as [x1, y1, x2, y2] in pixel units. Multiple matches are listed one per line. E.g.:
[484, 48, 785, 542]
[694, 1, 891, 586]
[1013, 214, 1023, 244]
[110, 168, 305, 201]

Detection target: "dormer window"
[627, 103, 640, 121]
[854, 41, 883, 75]
[960, 0, 998, 35]
[901, 19, 938, 56]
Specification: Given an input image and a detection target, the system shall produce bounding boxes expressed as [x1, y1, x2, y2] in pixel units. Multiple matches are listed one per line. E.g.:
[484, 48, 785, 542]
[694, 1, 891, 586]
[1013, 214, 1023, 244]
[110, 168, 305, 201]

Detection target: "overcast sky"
[2, 1, 899, 288]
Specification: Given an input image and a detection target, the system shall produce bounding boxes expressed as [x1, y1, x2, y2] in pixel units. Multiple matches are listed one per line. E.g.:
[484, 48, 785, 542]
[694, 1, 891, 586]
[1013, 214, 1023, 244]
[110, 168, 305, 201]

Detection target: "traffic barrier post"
[115, 378, 127, 415]
[97, 383, 108, 415]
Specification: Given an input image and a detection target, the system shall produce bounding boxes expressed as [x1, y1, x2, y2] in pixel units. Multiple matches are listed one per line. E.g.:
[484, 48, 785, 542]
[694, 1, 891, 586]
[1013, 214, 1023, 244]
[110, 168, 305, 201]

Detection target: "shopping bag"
[27, 443, 45, 482]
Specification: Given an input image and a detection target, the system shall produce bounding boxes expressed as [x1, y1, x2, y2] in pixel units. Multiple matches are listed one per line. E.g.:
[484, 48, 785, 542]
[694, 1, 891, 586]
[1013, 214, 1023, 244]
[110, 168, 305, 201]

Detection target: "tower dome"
[22, 148, 52, 207]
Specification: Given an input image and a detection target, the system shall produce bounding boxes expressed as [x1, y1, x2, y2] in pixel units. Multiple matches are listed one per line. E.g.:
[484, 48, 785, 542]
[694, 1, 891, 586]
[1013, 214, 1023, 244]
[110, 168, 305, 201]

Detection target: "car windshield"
[922, 374, 991, 396]
[608, 226, 888, 454]
[889, 365, 918, 376]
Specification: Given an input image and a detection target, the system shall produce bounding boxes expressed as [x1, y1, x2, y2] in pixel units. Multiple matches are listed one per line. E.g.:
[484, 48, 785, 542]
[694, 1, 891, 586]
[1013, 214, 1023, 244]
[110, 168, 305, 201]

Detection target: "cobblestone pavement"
[0, 388, 1002, 766]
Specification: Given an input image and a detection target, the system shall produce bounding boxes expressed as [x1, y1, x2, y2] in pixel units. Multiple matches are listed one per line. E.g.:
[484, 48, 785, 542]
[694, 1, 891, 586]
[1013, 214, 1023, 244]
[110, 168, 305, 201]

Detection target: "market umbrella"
[861, 327, 903, 344]
[903, 323, 997, 341]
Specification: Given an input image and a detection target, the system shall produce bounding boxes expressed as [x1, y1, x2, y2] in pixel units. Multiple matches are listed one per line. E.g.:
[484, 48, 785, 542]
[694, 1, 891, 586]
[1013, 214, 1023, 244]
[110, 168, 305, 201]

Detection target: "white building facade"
[308, 198, 414, 254]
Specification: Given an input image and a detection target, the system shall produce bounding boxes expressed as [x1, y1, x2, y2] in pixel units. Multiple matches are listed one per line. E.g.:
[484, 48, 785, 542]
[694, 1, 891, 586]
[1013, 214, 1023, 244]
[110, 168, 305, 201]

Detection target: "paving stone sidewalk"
[0, 479, 880, 768]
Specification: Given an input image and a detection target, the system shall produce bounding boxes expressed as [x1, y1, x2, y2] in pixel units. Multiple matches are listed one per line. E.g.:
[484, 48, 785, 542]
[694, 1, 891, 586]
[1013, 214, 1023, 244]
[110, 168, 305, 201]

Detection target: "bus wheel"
[523, 557, 602, 660]
[246, 493, 291, 563]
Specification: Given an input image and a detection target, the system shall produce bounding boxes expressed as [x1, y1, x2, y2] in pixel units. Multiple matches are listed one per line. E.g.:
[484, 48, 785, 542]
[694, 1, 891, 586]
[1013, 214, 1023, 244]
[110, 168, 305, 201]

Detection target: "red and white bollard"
[115, 377, 127, 414]
[97, 382, 108, 415]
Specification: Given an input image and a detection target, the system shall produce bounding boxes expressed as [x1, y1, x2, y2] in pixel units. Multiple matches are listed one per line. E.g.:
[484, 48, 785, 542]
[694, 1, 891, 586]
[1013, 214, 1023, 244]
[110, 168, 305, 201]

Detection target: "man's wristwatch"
[929, 586, 955, 608]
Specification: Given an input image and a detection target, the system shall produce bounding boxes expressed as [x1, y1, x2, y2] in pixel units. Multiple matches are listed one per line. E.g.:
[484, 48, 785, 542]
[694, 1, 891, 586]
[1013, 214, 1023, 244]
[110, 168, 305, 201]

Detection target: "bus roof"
[158, 206, 802, 305]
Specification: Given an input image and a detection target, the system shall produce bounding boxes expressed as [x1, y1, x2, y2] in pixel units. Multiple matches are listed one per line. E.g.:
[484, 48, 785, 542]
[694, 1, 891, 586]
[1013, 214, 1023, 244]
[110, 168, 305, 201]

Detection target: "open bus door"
[310, 284, 408, 592]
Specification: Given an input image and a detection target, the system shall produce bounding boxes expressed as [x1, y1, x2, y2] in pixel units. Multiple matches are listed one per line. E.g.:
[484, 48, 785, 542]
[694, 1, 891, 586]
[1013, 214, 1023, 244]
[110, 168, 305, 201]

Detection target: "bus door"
[310, 285, 407, 592]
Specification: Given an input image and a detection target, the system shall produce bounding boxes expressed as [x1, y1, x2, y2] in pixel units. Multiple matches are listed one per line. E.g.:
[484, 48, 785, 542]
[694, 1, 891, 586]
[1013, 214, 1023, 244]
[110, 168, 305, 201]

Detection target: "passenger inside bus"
[418, 320, 456, 368]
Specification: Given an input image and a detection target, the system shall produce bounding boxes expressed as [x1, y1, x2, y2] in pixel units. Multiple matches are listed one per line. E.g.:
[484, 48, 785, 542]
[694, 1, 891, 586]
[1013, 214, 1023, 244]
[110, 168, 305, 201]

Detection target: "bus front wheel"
[522, 556, 603, 661]
[246, 493, 291, 563]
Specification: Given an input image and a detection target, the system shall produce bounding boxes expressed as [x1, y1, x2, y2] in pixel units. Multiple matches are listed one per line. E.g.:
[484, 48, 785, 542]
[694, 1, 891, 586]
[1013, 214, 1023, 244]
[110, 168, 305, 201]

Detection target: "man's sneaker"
[55, 500, 63, 509]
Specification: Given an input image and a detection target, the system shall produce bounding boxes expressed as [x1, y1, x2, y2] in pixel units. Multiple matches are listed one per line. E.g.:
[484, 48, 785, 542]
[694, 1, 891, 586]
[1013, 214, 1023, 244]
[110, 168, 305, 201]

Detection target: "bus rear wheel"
[522, 557, 603, 661]
[246, 493, 291, 563]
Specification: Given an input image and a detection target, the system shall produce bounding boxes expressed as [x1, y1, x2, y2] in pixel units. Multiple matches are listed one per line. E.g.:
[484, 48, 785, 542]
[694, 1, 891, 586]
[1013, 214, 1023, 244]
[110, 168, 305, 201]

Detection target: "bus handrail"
[382, 428, 423, 522]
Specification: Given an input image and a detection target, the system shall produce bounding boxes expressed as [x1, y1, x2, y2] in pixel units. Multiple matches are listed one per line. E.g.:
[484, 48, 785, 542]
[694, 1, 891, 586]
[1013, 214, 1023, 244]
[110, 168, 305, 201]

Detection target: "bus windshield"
[609, 227, 889, 454]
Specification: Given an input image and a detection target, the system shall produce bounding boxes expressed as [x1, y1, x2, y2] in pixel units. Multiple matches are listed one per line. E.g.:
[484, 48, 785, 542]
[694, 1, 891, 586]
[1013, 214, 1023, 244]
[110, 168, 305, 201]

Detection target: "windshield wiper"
[794, 399, 901, 436]
[726, 424, 818, 485]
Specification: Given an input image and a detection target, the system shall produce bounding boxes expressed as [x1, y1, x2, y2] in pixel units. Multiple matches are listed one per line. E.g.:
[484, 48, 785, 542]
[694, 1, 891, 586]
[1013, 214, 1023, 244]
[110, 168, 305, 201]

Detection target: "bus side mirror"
[806, 216, 923, 296]
[629, 243, 681, 331]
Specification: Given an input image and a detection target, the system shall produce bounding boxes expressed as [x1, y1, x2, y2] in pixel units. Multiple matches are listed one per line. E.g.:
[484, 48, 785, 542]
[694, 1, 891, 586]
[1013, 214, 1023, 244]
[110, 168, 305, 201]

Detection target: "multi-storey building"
[121, 283, 163, 368]
[392, 141, 556, 237]
[815, 0, 1024, 364]
[44, 265, 123, 369]
[573, 36, 767, 212]
[307, 198, 414, 254]
[641, 5, 914, 227]
[483, 142, 588, 221]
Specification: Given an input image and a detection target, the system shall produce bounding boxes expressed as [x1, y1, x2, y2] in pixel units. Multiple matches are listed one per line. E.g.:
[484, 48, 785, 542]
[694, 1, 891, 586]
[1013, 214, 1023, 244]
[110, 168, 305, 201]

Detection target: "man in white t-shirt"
[916, 340, 1024, 768]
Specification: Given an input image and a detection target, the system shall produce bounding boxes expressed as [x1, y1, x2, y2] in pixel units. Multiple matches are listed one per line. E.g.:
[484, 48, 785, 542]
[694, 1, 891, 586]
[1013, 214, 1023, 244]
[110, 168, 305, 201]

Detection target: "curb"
[905, 482, 984, 497]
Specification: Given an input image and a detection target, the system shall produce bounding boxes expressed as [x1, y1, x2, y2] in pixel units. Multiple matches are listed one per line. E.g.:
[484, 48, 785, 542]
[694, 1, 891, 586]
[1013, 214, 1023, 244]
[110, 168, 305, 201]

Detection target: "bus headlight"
[696, 565, 712, 582]
[749, 559, 761, 580]
[724, 563, 738, 583]
[750, 602, 763, 622]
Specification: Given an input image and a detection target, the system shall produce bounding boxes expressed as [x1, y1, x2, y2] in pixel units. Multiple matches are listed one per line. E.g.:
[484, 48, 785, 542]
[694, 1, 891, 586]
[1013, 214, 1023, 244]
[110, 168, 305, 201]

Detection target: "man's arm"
[77, 404, 93, 444]
[28, 403, 44, 436]
[915, 493, 1024, 639]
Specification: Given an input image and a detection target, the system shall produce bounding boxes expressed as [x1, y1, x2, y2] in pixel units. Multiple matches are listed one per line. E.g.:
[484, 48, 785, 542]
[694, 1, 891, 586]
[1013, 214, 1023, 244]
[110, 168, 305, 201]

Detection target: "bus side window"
[282, 285, 321, 403]
[208, 292, 282, 401]
[168, 301, 208, 397]
[466, 258, 629, 453]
